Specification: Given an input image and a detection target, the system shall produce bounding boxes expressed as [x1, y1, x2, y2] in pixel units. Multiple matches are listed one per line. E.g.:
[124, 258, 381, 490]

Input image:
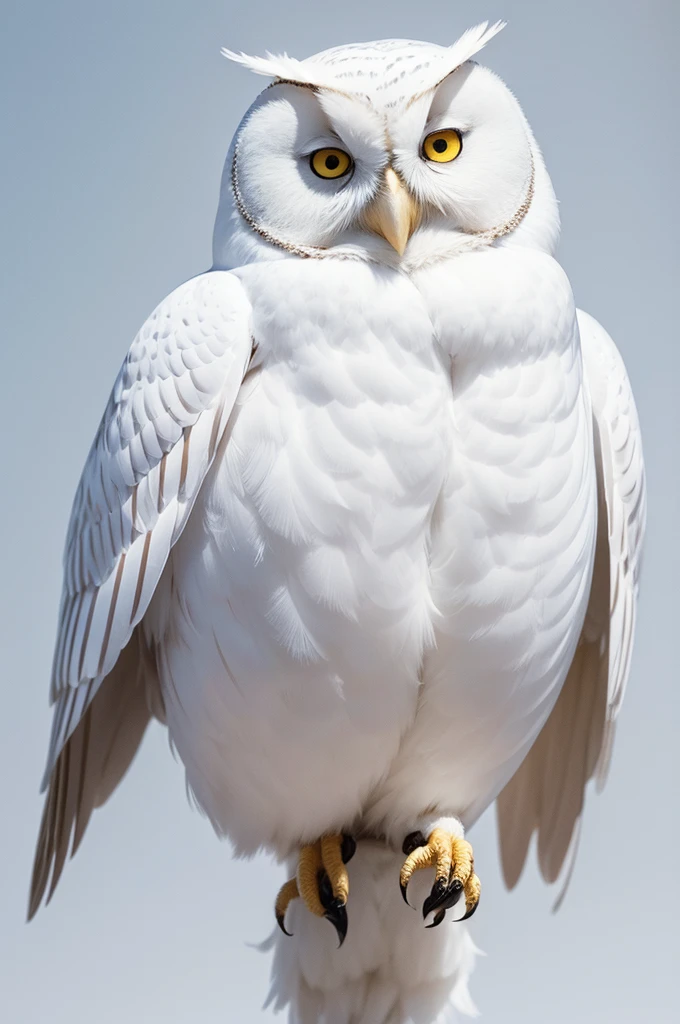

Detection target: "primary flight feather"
[30, 22, 645, 1023]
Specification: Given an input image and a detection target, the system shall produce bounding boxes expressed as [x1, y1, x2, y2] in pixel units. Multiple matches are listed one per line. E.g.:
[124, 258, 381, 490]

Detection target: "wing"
[496, 309, 646, 892]
[29, 628, 154, 919]
[30, 271, 253, 916]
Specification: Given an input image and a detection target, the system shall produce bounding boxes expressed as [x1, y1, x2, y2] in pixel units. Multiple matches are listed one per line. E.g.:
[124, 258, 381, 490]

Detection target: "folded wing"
[497, 310, 646, 892]
[30, 272, 253, 916]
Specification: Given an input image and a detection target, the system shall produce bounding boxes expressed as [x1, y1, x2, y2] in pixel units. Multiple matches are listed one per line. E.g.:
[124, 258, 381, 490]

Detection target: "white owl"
[30, 23, 645, 1024]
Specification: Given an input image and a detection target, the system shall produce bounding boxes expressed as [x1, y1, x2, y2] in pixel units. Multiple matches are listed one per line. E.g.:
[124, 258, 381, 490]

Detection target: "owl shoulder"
[417, 247, 576, 359]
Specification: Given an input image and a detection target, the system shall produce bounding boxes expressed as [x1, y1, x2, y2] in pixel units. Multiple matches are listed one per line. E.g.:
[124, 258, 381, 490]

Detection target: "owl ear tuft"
[405, 20, 506, 103]
[221, 48, 339, 90]
[222, 23, 506, 96]
[446, 20, 506, 69]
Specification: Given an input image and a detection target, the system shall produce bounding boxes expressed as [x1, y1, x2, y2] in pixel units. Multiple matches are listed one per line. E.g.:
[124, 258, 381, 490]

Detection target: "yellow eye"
[310, 148, 353, 180]
[422, 129, 463, 163]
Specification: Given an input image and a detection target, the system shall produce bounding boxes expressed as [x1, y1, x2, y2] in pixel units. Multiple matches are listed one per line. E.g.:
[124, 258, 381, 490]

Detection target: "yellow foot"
[275, 833, 356, 945]
[400, 822, 481, 927]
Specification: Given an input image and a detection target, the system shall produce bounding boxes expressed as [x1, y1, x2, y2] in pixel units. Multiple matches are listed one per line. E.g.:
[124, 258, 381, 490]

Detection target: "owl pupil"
[325, 155, 340, 170]
[433, 138, 448, 153]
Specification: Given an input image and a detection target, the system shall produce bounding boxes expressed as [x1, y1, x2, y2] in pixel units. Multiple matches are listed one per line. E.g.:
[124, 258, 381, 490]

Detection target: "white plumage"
[30, 23, 645, 1024]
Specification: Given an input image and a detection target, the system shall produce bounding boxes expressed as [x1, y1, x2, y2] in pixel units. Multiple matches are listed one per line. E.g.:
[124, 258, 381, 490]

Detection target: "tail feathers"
[266, 841, 479, 1024]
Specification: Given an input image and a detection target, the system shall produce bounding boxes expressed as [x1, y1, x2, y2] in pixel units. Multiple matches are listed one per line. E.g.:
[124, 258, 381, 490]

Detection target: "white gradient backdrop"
[1, 1, 678, 1021]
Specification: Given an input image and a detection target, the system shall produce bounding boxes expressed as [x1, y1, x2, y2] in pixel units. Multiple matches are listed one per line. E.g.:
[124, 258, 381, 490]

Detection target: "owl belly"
[146, 260, 451, 854]
[365, 335, 598, 837]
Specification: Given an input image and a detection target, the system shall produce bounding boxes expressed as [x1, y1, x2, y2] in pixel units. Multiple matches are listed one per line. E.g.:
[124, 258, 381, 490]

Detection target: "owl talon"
[274, 833, 354, 942]
[317, 857, 349, 946]
[402, 830, 427, 856]
[275, 878, 299, 935]
[425, 908, 447, 929]
[399, 826, 480, 924]
[422, 876, 463, 920]
[340, 833, 357, 864]
[460, 872, 481, 920]
[323, 897, 349, 946]
[400, 879, 414, 907]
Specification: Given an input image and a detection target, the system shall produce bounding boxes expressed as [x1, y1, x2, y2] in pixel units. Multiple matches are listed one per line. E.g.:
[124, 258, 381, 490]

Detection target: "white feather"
[33, 32, 644, 1024]
[42, 271, 253, 780]
[496, 311, 645, 892]
[267, 842, 479, 1024]
[221, 22, 505, 96]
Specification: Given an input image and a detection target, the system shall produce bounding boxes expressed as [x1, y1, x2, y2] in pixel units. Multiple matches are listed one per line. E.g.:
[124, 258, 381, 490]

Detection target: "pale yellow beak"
[362, 167, 421, 256]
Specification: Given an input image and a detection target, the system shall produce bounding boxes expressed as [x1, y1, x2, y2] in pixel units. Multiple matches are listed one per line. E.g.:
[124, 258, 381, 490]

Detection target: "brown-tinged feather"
[130, 532, 153, 625]
[178, 426, 192, 500]
[208, 395, 227, 461]
[28, 629, 158, 919]
[46, 739, 71, 904]
[157, 454, 167, 514]
[97, 553, 127, 675]
[76, 590, 98, 680]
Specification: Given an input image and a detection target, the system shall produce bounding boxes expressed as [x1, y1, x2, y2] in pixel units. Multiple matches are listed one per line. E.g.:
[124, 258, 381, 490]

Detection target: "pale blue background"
[1, 1, 678, 1021]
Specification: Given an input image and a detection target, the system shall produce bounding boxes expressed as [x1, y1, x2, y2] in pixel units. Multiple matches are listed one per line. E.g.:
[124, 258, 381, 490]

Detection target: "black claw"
[317, 869, 334, 910]
[425, 908, 447, 929]
[276, 913, 293, 937]
[400, 880, 414, 908]
[460, 898, 480, 922]
[402, 830, 426, 856]
[317, 868, 349, 946]
[341, 834, 357, 864]
[422, 877, 449, 920]
[324, 898, 348, 947]
[442, 880, 465, 912]
[423, 878, 463, 920]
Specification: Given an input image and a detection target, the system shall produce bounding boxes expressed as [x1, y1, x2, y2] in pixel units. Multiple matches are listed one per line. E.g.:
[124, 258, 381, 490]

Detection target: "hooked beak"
[362, 167, 421, 256]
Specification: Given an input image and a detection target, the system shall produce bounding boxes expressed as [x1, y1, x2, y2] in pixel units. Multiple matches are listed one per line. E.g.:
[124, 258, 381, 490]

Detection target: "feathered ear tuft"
[446, 20, 506, 69]
[222, 23, 506, 96]
[404, 21, 507, 104]
[221, 48, 338, 89]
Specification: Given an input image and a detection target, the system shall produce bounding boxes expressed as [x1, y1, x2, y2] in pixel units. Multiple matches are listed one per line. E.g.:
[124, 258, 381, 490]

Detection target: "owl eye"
[310, 148, 353, 180]
[422, 129, 463, 164]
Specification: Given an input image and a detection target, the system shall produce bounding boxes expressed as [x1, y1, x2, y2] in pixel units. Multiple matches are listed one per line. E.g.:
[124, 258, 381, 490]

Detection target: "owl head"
[212, 23, 559, 271]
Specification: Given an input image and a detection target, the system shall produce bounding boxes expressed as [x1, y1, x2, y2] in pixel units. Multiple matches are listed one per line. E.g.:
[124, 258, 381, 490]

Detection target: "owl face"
[213, 25, 559, 269]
